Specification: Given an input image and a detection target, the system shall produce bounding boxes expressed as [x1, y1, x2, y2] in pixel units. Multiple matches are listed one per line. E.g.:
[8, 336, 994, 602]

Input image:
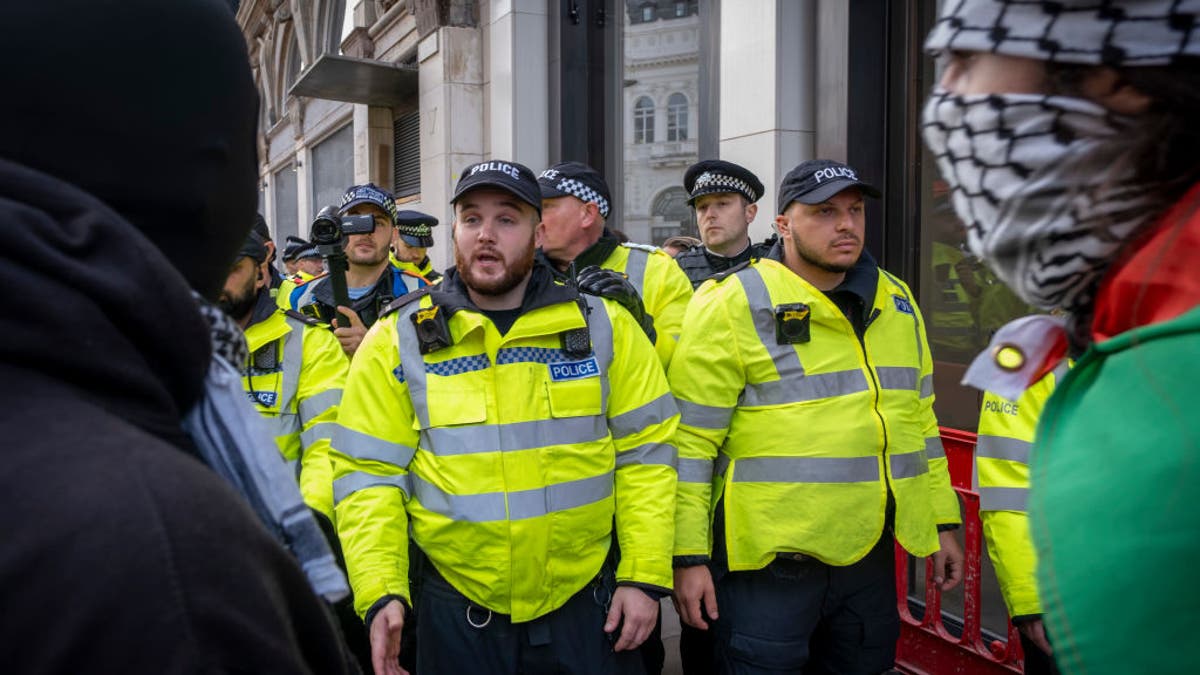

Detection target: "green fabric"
[1032, 305, 1200, 674]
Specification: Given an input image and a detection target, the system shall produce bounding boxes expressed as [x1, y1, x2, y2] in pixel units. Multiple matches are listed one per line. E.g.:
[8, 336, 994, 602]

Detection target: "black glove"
[575, 265, 657, 344]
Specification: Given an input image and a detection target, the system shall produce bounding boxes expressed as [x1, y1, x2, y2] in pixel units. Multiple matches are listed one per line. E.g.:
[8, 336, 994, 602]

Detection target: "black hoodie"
[0, 1, 352, 672]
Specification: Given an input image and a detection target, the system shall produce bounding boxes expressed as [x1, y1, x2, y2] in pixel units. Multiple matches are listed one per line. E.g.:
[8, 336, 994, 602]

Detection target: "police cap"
[684, 160, 764, 206]
[236, 229, 269, 263]
[339, 183, 399, 225]
[452, 160, 542, 214]
[396, 210, 438, 248]
[537, 161, 612, 219]
[777, 159, 881, 214]
[281, 235, 319, 262]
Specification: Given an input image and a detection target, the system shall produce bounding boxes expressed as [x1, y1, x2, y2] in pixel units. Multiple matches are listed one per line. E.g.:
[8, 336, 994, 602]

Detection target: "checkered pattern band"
[426, 354, 491, 377]
[692, 171, 759, 202]
[495, 346, 585, 365]
[555, 179, 610, 218]
[926, 0, 1200, 66]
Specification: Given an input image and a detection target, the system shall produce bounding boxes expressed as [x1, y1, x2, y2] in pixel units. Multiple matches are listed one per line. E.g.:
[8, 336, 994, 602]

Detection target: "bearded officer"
[331, 159, 679, 675]
[670, 159, 964, 674]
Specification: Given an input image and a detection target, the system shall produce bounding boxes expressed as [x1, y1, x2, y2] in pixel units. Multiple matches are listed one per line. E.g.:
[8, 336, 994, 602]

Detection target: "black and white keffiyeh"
[926, 0, 1200, 67]
[186, 294, 349, 602]
[922, 89, 1160, 323]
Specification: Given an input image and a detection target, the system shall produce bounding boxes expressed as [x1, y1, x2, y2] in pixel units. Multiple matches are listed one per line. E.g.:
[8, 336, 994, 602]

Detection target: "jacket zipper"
[858, 308, 891, 491]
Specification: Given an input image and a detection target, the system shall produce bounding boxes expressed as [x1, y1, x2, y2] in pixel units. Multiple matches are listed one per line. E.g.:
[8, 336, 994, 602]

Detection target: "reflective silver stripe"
[298, 388, 342, 421]
[397, 308, 431, 428]
[881, 270, 923, 367]
[890, 450, 930, 480]
[583, 294, 614, 413]
[740, 369, 869, 407]
[925, 436, 946, 460]
[676, 398, 733, 430]
[507, 472, 614, 520]
[264, 413, 301, 438]
[677, 457, 714, 483]
[975, 435, 1031, 465]
[335, 425, 417, 467]
[739, 267, 804, 380]
[920, 374, 934, 398]
[876, 366, 919, 391]
[300, 421, 337, 448]
[979, 486, 1028, 512]
[412, 471, 614, 522]
[279, 317, 306, 415]
[623, 248, 649, 297]
[610, 392, 677, 439]
[333, 471, 413, 503]
[732, 456, 880, 483]
[421, 415, 608, 456]
[616, 442, 677, 468]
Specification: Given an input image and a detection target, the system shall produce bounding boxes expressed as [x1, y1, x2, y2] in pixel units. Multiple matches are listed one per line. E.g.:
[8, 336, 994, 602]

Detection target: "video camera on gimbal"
[309, 206, 377, 327]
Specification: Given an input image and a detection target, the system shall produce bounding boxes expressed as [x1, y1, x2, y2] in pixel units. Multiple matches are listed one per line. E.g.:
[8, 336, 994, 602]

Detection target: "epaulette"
[710, 259, 753, 283]
[621, 242, 660, 254]
[283, 308, 324, 327]
[381, 286, 433, 317]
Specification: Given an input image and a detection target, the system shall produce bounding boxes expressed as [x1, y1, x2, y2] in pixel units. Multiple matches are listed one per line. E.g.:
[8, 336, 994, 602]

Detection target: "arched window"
[634, 96, 655, 144]
[321, 0, 347, 54]
[650, 186, 697, 244]
[667, 92, 688, 142]
[282, 33, 302, 106]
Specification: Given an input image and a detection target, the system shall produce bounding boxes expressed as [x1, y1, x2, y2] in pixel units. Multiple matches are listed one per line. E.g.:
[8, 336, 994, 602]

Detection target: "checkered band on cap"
[926, 0, 1200, 66]
[693, 171, 759, 202]
[555, 178, 611, 218]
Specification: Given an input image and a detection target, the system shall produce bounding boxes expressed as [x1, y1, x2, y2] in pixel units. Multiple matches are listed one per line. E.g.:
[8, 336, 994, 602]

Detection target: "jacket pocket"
[544, 377, 603, 418]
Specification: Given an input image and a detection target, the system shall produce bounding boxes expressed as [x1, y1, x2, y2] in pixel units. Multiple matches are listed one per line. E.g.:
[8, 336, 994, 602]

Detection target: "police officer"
[289, 183, 429, 356]
[221, 228, 371, 670]
[669, 159, 964, 674]
[391, 209, 441, 282]
[283, 235, 325, 278]
[331, 159, 679, 675]
[217, 229, 348, 520]
[674, 160, 775, 289]
[537, 160, 693, 366]
[978, 366, 1067, 675]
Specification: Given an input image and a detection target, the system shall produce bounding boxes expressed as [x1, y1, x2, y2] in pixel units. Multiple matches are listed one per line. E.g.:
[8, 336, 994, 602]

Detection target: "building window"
[393, 110, 421, 199]
[272, 161, 300, 243]
[310, 123, 354, 216]
[674, 1, 687, 17]
[650, 186, 696, 244]
[633, 97, 655, 144]
[667, 92, 688, 142]
[642, 4, 655, 23]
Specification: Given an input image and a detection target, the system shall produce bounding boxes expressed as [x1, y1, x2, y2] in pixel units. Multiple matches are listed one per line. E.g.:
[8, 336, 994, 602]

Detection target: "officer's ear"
[744, 201, 758, 225]
[581, 200, 602, 231]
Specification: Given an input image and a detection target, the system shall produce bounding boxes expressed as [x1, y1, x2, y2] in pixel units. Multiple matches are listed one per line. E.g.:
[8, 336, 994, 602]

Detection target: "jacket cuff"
[937, 523, 960, 532]
[618, 581, 672, 601]
[673, 555, 710, 568]
[1011, 613, 1043, 625]
[364, 594, 409, 629]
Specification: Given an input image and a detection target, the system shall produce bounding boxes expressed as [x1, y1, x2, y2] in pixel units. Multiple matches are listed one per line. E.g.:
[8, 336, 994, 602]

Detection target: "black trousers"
[415, 567, 646, 675]
[712, 536, 900, 675]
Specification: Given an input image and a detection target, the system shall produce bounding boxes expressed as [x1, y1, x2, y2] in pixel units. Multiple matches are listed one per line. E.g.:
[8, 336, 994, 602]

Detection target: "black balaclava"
[0, 0, 260, 301]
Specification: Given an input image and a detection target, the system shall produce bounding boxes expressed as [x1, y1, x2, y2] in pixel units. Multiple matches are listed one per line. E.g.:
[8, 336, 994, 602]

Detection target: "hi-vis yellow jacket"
[242, 304, 348, 519]
[599, 243, 693, 367]
[669, 257, 960, 571]
[977, 364, 1065, 619]
[330, 268, 679, 621]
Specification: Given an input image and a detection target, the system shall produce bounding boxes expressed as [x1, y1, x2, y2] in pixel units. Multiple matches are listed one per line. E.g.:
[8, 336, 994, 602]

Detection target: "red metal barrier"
[894, 428, 1024, 674]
